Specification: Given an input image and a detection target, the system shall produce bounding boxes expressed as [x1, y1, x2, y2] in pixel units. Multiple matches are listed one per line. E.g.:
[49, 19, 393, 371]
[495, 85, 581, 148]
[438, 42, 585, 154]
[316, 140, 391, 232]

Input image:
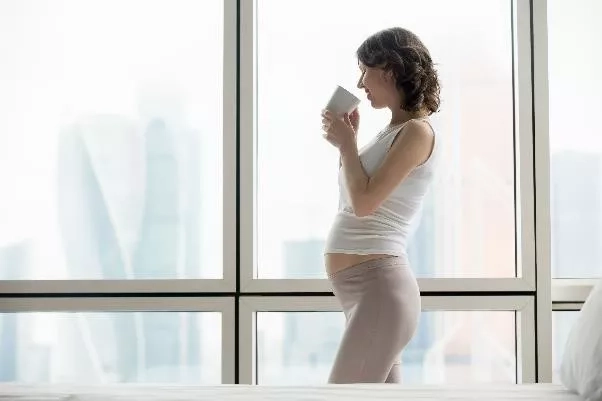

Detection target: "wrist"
[339, 141, 358, 159]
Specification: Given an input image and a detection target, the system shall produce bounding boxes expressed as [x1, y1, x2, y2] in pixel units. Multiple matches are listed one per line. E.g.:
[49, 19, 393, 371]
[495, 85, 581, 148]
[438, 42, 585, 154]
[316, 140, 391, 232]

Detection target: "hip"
[328, 256, 420, 314]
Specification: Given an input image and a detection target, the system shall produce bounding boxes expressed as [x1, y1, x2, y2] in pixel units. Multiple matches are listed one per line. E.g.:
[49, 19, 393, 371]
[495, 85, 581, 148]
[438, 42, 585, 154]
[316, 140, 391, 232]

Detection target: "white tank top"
[324, 117, 437, 258]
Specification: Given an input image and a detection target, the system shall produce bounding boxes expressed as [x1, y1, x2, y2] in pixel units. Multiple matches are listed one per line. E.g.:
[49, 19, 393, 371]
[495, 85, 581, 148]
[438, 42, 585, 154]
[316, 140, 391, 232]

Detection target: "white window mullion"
[514, 0, 536, 290]
[239, 297, 258, 384]
[241, 277, 535, 293]
[517, 296, 536, 383]
[532, 0, 553, 383]
[0, 279, 233, 294]
[239, 0, 257, 292]
[513, 0, 538, 383]
[221, 297, 236, 384]
[223, 0, 239, 292]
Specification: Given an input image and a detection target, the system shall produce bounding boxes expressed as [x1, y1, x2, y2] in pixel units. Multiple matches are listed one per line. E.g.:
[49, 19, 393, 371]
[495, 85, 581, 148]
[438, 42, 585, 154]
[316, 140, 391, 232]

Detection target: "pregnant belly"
[325, 252, 394, 277]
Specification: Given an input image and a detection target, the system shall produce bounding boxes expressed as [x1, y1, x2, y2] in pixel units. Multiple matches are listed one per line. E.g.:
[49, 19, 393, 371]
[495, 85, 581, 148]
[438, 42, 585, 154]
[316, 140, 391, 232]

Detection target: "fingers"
[321, 113, 334, 133]
[349, 109, 359, 123]
[321, 110, 332, 132]
[322, 132, 337, 147]
[321, 109, 333, 119]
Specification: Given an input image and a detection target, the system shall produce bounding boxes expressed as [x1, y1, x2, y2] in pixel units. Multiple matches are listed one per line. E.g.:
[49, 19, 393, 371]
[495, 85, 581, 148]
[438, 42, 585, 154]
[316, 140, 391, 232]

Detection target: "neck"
[389, 107, 429, 126]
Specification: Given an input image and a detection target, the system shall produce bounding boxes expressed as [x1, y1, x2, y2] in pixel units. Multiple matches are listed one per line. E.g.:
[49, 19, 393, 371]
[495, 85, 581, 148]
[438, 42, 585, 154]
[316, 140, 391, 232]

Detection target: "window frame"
[239, 295, 535, 384]
[0, 0, 595, 385]
[0, 297, 236, 384]
[0, 0, 238, 295]
[239, 0, 537, 293]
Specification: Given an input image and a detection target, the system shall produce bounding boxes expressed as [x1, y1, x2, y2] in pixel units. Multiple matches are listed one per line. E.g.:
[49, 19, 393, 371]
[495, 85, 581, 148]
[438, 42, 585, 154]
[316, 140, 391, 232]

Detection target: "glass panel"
[0, 0, 223, 279]
[552, 310, 580, 383]
[257, 311, 516, 384]
[549, 0, 602, 278]
[256, 0, 515, 278]
[0, 312, 221, 383]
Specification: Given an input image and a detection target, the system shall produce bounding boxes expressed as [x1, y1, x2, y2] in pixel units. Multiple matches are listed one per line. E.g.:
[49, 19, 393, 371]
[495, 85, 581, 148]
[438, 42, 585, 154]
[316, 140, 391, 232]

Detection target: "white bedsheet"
[0, 384, 581, 401]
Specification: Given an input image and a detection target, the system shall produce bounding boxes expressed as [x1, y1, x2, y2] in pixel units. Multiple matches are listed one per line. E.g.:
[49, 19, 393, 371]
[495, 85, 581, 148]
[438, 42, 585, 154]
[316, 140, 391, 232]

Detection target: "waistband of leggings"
[328, 256, 409, 281]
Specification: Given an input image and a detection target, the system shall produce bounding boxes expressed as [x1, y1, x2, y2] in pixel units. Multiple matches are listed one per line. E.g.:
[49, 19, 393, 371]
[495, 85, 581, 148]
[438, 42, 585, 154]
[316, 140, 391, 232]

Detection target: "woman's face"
[356, 61, 400, 109]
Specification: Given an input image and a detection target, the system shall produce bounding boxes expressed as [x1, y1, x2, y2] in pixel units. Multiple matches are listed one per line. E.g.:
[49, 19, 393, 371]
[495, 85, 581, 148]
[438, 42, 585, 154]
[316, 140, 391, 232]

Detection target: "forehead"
[358, 61, 383, 73]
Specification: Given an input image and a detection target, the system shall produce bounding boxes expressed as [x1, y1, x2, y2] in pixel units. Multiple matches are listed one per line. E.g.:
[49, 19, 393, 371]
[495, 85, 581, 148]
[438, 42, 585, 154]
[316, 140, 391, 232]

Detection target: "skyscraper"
[55, 95, 203, 382]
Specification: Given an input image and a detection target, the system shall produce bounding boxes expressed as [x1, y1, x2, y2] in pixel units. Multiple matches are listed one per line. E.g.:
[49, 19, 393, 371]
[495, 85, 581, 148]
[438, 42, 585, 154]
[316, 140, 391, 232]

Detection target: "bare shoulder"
[388, 118, 434, 162]
[394, 119, 434, 147]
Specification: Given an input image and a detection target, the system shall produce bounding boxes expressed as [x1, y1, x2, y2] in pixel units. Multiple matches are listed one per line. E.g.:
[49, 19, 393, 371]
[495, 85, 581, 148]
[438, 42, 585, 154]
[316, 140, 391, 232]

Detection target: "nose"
[357, 77, 364, 89]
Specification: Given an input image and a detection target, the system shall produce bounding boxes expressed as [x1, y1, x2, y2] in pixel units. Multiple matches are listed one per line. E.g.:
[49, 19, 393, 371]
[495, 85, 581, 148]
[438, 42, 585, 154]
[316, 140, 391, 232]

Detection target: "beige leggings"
[327, 256, 421, 384]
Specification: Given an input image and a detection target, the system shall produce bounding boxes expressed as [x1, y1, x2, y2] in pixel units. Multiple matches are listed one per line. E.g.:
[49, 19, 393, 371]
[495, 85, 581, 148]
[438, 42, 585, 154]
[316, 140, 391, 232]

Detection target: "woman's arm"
[338, 109, 360, 168]
[340, 119, 434, 217]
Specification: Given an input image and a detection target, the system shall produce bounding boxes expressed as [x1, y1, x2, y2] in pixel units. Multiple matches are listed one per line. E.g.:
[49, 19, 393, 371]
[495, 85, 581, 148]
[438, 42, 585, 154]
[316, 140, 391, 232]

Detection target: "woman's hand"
[321, 108, 359, 151]
[349, 108, 360, 133]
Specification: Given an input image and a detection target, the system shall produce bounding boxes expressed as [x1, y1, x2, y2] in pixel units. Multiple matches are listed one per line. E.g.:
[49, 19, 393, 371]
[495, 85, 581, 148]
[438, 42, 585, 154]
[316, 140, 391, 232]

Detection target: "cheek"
[366, 77, 383, 94]
[364, 75, 377, 91]
[375, 78, 394, 98]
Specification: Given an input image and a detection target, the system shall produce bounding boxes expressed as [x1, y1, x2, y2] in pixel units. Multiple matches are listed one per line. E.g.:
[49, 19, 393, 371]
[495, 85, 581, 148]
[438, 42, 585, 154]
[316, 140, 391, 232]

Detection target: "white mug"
[325, 85, 360, 115]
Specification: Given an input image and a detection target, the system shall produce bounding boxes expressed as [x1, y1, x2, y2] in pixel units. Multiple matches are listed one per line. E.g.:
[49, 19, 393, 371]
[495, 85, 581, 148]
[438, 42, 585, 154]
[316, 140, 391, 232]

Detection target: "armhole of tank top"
[416, 119, 436, 168]
[387, 118, 436, 167]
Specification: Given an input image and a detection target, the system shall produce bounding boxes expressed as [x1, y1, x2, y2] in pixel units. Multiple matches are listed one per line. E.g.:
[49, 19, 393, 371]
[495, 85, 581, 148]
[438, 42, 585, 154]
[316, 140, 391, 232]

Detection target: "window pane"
[0, 0, 223, 279]
[549, 0, 602, 278]
[256, 0, 515, 279]
[552, 311, 580, 383]
[0, 312, 221, 383]
[257, 311, 516, 384]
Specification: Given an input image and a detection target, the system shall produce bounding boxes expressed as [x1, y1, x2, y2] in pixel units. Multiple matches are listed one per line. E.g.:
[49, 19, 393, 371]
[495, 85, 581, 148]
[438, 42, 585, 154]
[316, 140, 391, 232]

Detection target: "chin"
[370, 101, 387, 109]
[368, 99, 383, 109]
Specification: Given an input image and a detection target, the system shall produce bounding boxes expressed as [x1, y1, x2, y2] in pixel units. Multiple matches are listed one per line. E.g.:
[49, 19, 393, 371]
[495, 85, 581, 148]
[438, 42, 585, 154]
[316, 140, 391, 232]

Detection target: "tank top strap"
[380, 117, 428, 148]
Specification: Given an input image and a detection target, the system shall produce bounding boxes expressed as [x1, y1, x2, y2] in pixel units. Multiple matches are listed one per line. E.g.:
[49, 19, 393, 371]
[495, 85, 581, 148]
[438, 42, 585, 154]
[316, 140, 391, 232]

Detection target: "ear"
[381, 69, 394, 84]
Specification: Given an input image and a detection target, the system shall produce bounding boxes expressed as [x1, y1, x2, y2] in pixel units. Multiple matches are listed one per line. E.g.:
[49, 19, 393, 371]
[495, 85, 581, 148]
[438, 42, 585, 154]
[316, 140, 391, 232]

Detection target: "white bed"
[0, 384, 581, 401]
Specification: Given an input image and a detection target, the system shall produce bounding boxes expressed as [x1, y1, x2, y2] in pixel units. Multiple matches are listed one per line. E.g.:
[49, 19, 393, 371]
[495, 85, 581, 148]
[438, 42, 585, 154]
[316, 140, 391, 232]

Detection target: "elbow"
[350, 187, 379, 217]
[351, 200, 377, 218]
[354, 209, 372, 218]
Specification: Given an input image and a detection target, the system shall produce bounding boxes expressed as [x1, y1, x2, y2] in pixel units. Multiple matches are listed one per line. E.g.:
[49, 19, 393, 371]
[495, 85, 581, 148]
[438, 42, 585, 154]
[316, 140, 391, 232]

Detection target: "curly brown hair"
[356, 27, 441, 114]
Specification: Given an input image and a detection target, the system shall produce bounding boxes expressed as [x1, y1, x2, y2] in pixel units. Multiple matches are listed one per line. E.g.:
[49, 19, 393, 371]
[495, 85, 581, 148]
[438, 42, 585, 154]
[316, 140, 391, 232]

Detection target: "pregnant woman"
[321, 27, 441, 383]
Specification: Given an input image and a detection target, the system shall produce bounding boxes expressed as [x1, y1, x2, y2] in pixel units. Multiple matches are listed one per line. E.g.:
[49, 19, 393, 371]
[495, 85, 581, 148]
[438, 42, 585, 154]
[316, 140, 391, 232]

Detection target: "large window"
[0, 312, 221, 383]
[0, 0, 224, 280]
[257, 311, 516, 385]
[548, 0, 602, 279]
[242, 296, 532, 385]
[0, 0, 598, 386]
[255, 0, 516, 279]
[0, 298, 233, 383]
